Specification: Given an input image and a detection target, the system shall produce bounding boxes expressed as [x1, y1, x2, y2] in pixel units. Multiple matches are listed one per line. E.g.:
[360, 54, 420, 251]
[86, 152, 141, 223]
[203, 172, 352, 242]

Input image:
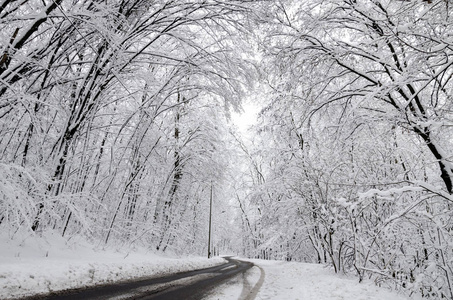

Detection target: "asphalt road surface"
[17, 257, 253, 300]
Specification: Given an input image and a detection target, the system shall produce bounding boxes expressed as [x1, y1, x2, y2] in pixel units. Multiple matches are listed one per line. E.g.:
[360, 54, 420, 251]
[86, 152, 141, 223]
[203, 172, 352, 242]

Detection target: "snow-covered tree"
[237, 0, 453, 297]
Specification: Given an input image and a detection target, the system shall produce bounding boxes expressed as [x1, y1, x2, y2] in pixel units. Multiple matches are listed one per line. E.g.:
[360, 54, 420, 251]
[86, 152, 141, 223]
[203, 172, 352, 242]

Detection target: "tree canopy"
[1, 0, 453, 298]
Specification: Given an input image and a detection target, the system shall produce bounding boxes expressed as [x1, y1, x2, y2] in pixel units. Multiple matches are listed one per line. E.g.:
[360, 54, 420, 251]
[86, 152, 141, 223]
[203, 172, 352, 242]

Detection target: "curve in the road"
[15, 257, 253, 300]
[141, 258, 253, 300]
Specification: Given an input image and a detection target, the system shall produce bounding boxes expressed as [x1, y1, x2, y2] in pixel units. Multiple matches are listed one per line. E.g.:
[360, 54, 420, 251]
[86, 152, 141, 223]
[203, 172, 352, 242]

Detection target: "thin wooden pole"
[208, 183, 213, 258]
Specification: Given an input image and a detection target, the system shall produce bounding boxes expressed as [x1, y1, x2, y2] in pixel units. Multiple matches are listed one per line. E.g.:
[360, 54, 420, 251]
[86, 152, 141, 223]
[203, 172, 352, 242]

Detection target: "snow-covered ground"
[205, 259, 423, 300]
[1, 231, 422, 300]
[0, 231, 224, 299]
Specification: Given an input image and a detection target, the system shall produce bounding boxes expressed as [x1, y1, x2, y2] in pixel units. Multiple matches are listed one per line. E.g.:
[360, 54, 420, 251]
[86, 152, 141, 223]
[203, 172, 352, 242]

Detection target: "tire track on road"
[239, 265, 265, 300]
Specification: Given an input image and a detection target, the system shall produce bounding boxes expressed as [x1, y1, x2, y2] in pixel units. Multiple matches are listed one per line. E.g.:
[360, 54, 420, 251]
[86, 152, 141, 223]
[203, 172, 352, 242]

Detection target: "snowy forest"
[1, 0, 453, 298]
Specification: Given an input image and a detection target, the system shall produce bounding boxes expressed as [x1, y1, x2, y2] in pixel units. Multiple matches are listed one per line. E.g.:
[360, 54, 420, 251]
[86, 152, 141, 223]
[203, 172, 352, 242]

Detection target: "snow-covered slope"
[0, 231, 224, 299]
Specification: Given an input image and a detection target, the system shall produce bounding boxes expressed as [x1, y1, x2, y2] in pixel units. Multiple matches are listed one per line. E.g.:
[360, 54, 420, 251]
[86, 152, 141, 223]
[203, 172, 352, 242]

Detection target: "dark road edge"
[13, 257, 254, 300]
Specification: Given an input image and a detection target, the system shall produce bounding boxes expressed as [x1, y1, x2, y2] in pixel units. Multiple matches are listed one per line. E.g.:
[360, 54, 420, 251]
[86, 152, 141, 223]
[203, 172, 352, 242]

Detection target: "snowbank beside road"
[205, 258, 422, 300]
[0, 231, 224, 299]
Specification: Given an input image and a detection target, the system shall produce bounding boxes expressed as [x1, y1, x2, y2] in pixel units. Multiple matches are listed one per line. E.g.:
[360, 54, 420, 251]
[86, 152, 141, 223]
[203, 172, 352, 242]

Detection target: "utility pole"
[208, 182, 213, 258]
